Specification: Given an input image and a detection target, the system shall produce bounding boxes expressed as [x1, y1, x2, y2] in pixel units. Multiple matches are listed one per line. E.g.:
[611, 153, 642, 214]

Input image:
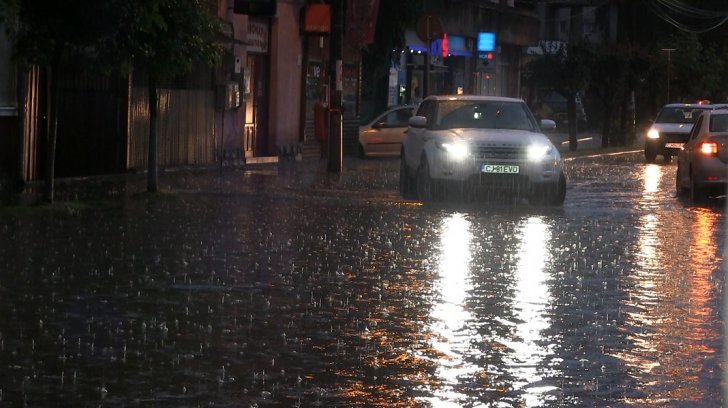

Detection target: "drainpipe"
[327, 0, 343, 173]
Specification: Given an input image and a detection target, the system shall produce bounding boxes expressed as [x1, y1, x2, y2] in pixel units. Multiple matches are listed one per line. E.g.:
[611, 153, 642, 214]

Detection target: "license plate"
[665, 143, 684, 149]
[481, 164, 520, 174]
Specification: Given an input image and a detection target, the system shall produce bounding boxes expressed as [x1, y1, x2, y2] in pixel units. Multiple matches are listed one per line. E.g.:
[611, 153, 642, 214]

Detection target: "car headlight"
[647, 129, 660, 139]
[527, 144, 552, 161]
[440, 142, 469, 160]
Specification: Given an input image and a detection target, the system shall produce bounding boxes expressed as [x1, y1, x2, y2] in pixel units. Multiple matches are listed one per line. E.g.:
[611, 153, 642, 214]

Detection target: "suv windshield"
[434, 100, 537, 131]
[656, 107, 711, 124]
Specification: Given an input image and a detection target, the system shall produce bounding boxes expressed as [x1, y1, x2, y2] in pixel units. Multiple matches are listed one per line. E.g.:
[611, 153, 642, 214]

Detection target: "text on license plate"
[481, 164, 520, 174]
[665, 143, 684, 149]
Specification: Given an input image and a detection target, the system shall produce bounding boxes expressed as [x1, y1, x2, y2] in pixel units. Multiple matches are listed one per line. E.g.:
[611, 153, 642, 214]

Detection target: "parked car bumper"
[692, 156, 728, 192]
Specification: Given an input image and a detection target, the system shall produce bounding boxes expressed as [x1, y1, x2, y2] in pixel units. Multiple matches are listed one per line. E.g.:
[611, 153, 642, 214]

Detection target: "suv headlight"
[527, 144, 552, 161]
[647, 129, 660, 139]
[440, 142, 469, 161]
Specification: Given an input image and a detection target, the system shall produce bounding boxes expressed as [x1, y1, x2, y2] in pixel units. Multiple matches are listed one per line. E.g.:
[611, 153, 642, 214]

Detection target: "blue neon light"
[477, 32, 495, 52]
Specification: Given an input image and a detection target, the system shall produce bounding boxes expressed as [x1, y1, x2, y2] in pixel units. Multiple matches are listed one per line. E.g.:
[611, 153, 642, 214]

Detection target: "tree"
[588, 44, 629, 147]
[524, 41, 592, 151]
[115, 0, 223, 193]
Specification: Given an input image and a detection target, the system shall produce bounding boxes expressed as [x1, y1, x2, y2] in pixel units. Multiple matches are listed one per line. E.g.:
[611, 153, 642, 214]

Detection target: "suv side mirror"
[409, 116, 427, 128]
[540, 119, 557, 131]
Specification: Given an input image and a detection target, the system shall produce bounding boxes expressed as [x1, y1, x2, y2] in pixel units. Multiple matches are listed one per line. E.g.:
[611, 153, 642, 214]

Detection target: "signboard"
[387, 67, 398, 107]
[477, 32, 496, 52]
[247, 19, 269, 54]
[416, 14, 443, 43]
[304, 4, 331, 33]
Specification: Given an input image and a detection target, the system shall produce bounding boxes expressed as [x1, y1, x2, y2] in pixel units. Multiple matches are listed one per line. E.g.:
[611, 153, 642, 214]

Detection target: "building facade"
[1, 0, 566, 187]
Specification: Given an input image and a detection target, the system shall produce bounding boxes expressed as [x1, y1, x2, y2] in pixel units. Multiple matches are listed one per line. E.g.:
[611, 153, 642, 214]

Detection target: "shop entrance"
[244, 54, 270, 157]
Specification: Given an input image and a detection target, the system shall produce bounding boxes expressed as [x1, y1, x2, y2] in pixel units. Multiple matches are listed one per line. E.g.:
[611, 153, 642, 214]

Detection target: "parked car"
[644, 103, 715, 163]
[358, 105, 414, 157]
[399, 95, 565, 205]
[676, 109, 728, 202]
[537, 91, 587, 129]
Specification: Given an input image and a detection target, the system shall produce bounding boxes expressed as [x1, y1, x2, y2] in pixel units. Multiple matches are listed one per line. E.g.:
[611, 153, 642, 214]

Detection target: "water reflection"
[421, 213, 480, 406]
[421, 214, 558, 406]
[642, 164, 662, 195]
[622, 162, 723, 402]
[505, 216, 556, 406]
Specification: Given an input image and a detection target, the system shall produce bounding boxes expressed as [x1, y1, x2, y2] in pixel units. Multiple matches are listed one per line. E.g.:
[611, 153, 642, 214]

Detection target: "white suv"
[399, 95, 566, 205]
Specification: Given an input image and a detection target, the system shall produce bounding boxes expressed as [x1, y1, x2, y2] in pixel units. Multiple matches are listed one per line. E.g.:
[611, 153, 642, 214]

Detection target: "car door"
[404, 100, 435, 170]
[378, 107, 413, 145]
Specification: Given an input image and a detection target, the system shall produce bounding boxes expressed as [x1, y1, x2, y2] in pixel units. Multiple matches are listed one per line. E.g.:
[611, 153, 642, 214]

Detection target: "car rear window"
[709, 114, 728, 132]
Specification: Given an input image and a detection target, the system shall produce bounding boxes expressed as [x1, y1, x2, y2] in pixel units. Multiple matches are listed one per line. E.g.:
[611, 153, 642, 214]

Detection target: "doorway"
[245, 54, 270, 157]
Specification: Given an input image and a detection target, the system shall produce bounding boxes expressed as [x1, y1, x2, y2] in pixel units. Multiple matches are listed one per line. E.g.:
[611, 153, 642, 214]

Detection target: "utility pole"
[327, 0, 343, 173]
[661, 48, 675, 104]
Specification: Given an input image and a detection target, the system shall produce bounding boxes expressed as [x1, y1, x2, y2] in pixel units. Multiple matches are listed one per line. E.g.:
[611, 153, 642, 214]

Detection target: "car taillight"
[700, 141, 718, 155]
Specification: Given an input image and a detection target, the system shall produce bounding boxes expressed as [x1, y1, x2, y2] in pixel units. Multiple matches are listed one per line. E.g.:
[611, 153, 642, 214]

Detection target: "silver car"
[644, 103, 715, 163]
[676, 109, 728, 202]
[358, 105, 414, 157]
[399, 95, 566, 205]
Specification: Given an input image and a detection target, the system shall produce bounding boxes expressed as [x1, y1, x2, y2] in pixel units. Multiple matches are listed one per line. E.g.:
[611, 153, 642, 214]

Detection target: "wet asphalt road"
[0, 151, 725, 407]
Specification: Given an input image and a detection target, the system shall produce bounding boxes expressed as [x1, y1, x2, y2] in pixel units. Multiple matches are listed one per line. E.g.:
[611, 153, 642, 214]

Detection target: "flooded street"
[0, 152, 724, 407]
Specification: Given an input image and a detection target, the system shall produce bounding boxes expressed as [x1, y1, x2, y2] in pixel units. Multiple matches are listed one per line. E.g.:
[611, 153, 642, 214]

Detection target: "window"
[0, 22, 16, 116]
[709, 114, 728, 133]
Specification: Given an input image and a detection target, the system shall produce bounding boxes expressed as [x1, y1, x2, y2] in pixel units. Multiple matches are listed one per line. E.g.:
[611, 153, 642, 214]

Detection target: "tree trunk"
[147, 71, 159, 192]
[567, 92, 578, 151]
[601, 104, 612, 148]
[43, 60, 60, 203]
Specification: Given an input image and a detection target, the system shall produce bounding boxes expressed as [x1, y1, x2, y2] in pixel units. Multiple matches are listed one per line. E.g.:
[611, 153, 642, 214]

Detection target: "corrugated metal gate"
[127, 87, 215, 171]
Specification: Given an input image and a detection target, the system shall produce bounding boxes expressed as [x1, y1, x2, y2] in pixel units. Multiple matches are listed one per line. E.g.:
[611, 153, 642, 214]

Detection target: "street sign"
[415, 15, 443, 43]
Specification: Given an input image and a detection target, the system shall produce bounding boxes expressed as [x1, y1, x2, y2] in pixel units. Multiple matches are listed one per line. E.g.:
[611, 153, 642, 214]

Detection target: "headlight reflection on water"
[421, 213, 480, 407]
[421, 214, 557, 407]
[505, 216, 557, 406]
[642, 164, 662, 195]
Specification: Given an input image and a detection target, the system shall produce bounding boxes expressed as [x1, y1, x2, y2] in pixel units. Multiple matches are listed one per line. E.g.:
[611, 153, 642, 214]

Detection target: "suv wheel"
[399, 152, 416, 199]
[675, 164, 688, 197]
[416, 157, 445, 202]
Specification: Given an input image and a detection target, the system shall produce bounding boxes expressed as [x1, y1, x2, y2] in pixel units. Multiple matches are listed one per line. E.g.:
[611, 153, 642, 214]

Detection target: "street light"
[661, 48, 676, 103]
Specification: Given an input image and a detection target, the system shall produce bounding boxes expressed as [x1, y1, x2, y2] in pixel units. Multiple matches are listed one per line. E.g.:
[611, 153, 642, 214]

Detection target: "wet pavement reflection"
[0, 152, 724, 406]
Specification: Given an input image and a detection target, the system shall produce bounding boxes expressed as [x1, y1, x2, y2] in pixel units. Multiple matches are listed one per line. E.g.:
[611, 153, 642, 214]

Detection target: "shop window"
[0, 24, 16, 115]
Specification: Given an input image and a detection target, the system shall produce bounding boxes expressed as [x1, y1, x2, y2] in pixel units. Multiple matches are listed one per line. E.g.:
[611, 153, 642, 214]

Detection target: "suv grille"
[470, 144, 528, 161]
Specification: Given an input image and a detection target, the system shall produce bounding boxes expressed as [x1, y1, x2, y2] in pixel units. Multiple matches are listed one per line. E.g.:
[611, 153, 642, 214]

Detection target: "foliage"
[114, 0, 223, 82]
[1, 0, 121, 71]
[587, 44, 629, 146]
[111, 0, 223, 192]
[523, 41, 592, 150]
